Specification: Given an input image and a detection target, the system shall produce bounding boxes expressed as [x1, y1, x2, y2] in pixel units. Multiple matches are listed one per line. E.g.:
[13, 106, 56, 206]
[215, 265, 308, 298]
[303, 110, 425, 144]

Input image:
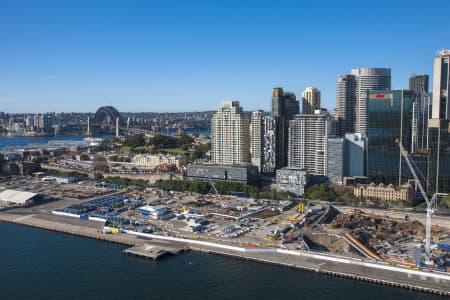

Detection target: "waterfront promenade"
[0, 206, 449, 296]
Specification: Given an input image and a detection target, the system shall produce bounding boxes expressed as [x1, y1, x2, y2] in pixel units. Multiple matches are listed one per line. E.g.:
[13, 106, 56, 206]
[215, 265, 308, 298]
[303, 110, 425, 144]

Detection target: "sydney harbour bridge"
[86, 106, 153, 136]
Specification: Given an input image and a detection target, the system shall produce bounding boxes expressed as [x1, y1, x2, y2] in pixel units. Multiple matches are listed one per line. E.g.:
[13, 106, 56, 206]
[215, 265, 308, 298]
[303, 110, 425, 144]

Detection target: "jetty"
[124, 242, 190, 260]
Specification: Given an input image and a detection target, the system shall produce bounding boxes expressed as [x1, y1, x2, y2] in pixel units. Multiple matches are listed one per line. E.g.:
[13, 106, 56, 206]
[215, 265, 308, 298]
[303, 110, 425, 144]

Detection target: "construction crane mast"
[209, 179, 219, 196]
[396, 139, 437, 256]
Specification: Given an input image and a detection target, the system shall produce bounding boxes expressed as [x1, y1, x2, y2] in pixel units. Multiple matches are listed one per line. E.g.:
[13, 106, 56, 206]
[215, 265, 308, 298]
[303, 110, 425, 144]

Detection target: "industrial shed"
[0, 189, 37, 205]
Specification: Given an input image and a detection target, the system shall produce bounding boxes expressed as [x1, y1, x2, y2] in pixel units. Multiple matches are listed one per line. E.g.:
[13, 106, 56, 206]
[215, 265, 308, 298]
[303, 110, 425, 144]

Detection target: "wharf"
[124, 242, 190, 260]
[0, 207, 449, 296]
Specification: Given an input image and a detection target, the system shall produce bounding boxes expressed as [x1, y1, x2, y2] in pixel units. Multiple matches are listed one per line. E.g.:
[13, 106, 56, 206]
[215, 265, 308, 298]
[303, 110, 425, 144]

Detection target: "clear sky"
[1, 0, 449, 113]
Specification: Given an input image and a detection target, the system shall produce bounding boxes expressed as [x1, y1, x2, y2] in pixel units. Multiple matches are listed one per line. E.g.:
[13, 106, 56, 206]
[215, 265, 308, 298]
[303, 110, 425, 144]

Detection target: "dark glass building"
[427, 119, 450, 193]
[367, 90, 416, 185]
[409, 74, 429, 94]
[271, 87, 299, 168]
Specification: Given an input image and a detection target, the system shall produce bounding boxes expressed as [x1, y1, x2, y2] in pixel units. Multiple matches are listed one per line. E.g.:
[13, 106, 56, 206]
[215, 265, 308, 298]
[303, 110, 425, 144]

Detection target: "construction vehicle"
[397, 139, 437, 257]
[297, 202, 305, 213]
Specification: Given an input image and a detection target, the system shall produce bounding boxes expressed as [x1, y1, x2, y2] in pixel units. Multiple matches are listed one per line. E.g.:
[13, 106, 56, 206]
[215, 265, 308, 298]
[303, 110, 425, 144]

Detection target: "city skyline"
[1, 0, 449, 113]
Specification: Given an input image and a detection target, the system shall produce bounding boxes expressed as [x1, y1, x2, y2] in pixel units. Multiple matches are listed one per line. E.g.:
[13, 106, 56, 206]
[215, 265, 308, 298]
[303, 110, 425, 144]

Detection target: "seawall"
[0, 212, 449, 296]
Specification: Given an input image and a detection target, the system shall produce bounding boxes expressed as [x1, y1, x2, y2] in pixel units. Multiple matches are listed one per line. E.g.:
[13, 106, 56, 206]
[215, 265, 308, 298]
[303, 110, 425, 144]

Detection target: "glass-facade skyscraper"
[336, 74, 357, 136]
[367, 90, 416, 185]
[427, 119, 450, 193]
[409, 74, 429, 94]
[271, 87, 299, 168]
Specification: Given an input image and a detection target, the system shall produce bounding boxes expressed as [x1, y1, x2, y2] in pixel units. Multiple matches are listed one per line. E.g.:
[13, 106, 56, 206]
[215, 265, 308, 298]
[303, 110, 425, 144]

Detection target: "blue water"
[0, 222, 441, 300]
[0, 135, 115, 151]
[0, 135, 85, 151]
[166, 128, 210, 136]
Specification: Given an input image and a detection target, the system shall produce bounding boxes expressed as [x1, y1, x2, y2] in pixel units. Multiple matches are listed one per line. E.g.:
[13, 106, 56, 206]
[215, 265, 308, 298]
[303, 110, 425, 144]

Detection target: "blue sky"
[1, 0, 449, 113]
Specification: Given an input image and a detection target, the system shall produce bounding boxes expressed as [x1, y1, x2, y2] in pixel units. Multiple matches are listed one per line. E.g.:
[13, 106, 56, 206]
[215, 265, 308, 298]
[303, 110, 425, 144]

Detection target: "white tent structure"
[0, 190, 37, 205]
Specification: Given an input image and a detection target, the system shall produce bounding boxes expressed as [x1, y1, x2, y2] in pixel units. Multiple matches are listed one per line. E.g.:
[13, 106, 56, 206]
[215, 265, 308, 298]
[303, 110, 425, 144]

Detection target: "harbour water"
[0, 135, 85, 151]
[0, 222, 441, 300]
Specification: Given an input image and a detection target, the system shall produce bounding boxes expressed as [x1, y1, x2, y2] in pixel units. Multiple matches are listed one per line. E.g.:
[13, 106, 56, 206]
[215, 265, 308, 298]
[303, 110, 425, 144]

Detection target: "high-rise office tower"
[409, 74, 429, 94]
[336, 74, 357, 135]
[367, 90, 419, 186]
[284, 91, 300, 117]
[411, 92, 432, 153]
[427, 119, 450, 193]
[288, 111, 331, 177]
[432, 50, 450, 119]
[408, 74, 430, 154]
[272, 88, 300, 168]
[327, 138, 345, 183]
[344, 133, 366, 177]
[351, 68, 391, 136]
[271, 87, 299, 168]
[428, 50, 450, 193]
[302, 87, 321, 114]
[211, 101, 250, 165]
[250, 110, 264, 172]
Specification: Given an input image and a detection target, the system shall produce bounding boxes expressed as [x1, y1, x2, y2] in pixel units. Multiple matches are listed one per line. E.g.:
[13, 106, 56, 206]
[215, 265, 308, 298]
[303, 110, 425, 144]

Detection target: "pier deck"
[124, 242, 190, 260]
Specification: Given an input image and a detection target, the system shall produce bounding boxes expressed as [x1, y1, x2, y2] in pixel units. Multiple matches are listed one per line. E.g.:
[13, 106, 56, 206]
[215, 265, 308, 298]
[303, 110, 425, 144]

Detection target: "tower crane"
[396, 139, 437, 256]
[209, 179, 220, 196]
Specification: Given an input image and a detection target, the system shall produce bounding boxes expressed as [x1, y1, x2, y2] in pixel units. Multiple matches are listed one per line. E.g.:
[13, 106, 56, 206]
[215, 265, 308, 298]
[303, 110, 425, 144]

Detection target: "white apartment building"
[211, 101, 250, 165]
[288, 111, 331, 176]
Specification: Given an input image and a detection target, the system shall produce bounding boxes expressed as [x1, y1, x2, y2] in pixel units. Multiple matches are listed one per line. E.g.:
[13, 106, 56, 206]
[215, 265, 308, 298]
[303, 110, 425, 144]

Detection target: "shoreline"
[0, 213, 449, 296]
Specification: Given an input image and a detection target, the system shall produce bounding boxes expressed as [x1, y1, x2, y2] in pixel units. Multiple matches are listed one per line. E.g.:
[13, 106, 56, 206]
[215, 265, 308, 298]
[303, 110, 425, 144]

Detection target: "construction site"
[0, 173, 449, 295]
[43, 177, 450, 273]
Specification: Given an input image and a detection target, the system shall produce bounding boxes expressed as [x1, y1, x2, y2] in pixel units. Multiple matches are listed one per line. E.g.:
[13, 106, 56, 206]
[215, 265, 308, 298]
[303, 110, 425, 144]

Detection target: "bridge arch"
[93, 106, 122, 125]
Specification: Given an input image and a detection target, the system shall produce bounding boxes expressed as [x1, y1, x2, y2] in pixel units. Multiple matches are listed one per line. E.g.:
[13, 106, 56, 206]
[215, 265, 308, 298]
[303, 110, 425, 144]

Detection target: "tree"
[178, 134, 194, 147]
[148, 134, 178, 148]
[191, 143, 210, 160]
[123, 134, 146, 148]
[305, 184, 338, 202]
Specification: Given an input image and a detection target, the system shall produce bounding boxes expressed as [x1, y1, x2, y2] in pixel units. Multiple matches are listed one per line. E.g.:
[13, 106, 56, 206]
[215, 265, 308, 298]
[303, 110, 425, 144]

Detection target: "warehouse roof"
[0, 189, 37, 204]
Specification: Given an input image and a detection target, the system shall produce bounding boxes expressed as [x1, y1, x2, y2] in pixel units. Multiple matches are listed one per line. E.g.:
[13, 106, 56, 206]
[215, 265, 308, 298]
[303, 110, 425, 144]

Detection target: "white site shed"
[0, 190, 37, 205]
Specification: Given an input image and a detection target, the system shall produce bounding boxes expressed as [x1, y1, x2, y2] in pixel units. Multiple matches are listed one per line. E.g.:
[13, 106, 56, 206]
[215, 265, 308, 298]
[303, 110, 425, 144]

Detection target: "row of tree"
[43, 169, 89, 181]
[122, 134, 194, 150]
[154, 179, 292, 200]
[94, 174, 148, 187]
